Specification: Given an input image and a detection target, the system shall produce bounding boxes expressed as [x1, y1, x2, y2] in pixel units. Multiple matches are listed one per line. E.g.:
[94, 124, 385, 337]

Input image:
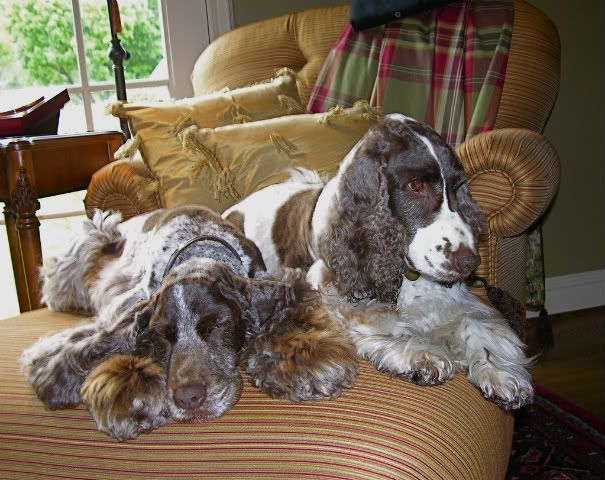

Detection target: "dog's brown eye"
[408, 179, 425, 192]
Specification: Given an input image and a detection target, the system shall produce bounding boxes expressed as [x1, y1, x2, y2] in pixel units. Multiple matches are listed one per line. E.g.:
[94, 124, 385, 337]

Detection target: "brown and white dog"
[224, 114, 534, 410]
[21, 206, 357, 440]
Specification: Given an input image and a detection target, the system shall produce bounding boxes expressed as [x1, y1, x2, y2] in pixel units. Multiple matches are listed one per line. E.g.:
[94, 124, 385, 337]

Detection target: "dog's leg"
[21, 302, 151, 410]
[81, 354, 169, 441]
[245, 304, 358, 401]
[340, 303, 455, 385]
[452, 313, 534, 410]
[21, 324, 99, 409]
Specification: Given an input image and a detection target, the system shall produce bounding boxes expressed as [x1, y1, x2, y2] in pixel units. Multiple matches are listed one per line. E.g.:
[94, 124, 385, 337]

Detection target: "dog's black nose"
[453, 247, 481, 276]
[174, 383, 207, 410]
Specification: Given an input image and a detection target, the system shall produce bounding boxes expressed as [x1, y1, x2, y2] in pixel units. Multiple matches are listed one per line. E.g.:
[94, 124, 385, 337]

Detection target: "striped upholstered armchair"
[0, 1, 559, 478]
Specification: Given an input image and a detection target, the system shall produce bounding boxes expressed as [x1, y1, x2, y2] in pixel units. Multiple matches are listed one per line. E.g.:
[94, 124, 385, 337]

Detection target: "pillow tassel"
[170, 114, 195, 135]
[278, 94, 305, 114]
[269, 133, 300, 158]
[179, 125, 240, 201]
[113, 135, 141, 160]
[136, 177, 160, 202]
[352, 100, 381, 121]
[320, 100, 381, 125]
[106, 101, 126, 117]
[179, 126, 221, 174]
[274, 67, 299, 80]
[214, 168, 240, 201]
[232, 103, 253, 124]
[217, 102, 253, 124]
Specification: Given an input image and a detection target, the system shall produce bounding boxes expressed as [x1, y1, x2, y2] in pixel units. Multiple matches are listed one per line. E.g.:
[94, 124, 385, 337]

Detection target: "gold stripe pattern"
[1, 310, 513, 480]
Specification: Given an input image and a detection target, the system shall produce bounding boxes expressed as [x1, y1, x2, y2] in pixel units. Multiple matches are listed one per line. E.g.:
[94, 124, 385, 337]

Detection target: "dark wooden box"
[0, 89, 70, 138]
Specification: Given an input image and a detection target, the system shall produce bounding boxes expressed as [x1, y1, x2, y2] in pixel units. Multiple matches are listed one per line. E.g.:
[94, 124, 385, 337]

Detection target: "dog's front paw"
[469, 365, 534, 410]
[81, 355, 169, 441]
[392, 351, 455, 386]
[245, 331, 358, 402]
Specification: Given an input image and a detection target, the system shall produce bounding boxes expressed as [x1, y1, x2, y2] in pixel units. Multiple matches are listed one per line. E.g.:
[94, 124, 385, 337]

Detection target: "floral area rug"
[507, 385, 605, 479]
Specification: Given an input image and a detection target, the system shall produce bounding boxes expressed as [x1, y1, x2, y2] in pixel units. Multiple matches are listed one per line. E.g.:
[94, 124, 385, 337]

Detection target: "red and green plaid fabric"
[308, 0, 514, 147]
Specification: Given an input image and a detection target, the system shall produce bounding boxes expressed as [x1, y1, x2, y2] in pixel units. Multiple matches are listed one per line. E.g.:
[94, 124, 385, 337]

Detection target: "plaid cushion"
[308, 0, 513, 146]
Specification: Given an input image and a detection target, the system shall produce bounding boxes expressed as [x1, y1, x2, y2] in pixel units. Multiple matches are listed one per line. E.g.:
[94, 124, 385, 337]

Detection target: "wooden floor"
[526, 306, 605, 421]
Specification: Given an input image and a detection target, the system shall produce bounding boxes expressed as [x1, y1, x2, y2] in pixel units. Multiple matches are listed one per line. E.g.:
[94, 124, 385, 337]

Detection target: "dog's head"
[131, 259, 314, 421]
[332, 114, 485, 289]
[129, 259, 246, 422]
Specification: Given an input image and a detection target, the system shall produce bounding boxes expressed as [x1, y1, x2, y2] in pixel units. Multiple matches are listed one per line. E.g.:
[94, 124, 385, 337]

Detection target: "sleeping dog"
[21, 205, 357, 440]
[224, 114, 534, 410]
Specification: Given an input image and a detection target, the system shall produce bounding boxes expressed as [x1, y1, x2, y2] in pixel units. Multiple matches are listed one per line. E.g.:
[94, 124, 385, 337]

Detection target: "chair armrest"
[85, 157, 161, 220]
[457, 128, 560, 238]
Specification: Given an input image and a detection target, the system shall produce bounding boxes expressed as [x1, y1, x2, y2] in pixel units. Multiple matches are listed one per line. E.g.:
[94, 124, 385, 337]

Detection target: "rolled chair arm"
[85, 157, 161, 220]
[457, 128, 560, 238]
[457, 128, 559, 303]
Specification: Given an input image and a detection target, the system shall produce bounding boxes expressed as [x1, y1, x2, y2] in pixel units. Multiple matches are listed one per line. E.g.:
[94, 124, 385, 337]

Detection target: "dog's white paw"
[389, 351, 455, 386]
[469, 366, 534, 410]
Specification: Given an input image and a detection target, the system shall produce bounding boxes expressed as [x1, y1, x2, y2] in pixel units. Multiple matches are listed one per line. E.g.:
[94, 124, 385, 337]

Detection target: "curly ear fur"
[212, 264, 319, 338]
[21, 297, 157, 410]
[243, 268, 357, 401]
[319, 130, 408, 303]
[244, 302, 358, 402]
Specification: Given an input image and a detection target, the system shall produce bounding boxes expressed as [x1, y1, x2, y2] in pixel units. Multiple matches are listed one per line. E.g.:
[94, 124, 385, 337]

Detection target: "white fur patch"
[311, 137, 365, 251]
[223, 182, 320, 274]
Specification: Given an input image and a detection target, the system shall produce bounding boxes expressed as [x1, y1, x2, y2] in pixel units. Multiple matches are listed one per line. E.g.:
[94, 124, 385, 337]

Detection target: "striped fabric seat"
[0, 309, 513, 479]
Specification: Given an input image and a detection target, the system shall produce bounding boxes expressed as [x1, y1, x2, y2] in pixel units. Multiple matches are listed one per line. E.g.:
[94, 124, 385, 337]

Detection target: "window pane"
[80, 0, 166, 84]
[58, 92, 88, 134]
[91, 90, 120, 131]
[0, 0, 78, 90]
[128, 86, 171, 102]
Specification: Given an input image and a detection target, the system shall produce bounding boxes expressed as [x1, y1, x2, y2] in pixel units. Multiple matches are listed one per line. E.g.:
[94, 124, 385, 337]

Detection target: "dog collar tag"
[404, 270, 420, 281]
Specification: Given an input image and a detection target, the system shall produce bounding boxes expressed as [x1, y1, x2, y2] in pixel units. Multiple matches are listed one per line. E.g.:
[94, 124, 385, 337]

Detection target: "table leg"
[7, 148, 43, 312]
[3, 202, 31, 311]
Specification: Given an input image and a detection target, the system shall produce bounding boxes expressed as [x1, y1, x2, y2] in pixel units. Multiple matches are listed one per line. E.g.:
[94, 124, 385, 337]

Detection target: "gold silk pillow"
[173, 101, 379, 213]
[108, 68, 304, 207]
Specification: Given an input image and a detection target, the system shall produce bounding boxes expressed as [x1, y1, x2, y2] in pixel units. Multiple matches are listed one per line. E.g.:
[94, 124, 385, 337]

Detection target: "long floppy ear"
[128, 295, 174, 363]
[212, 264, 252, 308]
[214, 265, 318, 337]
[456, 182, 487, 234]
[319, 127, 408, 303]
[339, 129, 390, 214]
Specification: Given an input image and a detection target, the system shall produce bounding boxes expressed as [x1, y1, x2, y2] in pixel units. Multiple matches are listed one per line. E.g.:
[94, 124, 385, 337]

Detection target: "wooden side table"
[0, 132, 125, 312]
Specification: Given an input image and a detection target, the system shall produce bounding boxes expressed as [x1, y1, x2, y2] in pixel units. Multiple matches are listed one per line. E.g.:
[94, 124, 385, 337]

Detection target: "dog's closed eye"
[196, 314, 224, 339]
[153, 319, 177, 344]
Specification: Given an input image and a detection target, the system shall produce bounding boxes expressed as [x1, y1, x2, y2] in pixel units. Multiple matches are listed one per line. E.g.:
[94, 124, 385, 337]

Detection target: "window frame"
[68, 0, 233, 131]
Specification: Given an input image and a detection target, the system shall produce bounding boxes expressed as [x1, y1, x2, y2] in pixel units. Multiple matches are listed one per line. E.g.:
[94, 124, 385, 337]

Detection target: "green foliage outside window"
[1, 0, 163, 89]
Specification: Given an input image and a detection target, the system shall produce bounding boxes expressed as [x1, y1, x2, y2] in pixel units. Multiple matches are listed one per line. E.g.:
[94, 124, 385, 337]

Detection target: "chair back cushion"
[191, 0, 559, 132]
